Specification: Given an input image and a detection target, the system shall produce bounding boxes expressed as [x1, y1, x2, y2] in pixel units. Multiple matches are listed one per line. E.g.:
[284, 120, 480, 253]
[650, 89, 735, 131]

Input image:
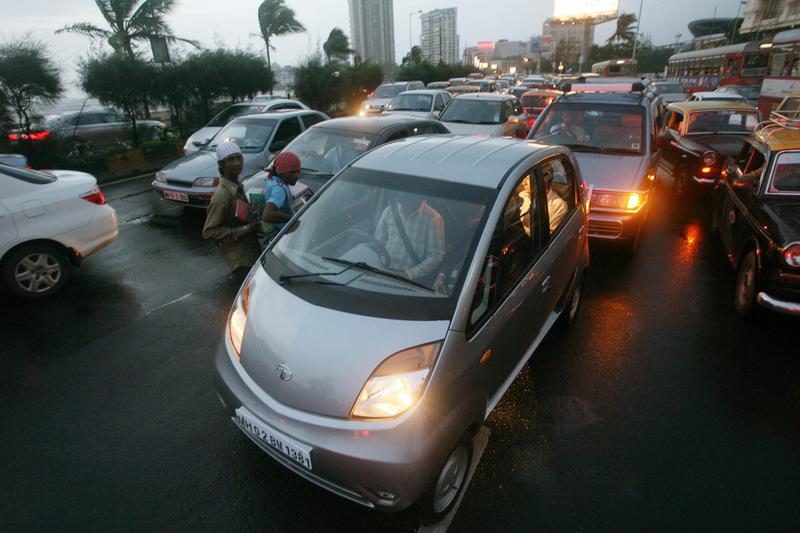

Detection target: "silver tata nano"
[214, 135, 589, 521]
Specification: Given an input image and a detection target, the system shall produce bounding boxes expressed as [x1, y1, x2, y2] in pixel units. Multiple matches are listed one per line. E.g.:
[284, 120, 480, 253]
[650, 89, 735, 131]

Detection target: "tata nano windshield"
[262, 168, 496, 320]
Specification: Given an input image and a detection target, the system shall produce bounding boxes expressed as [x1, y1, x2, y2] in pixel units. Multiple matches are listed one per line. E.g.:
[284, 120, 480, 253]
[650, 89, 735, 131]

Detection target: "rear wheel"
[558, 271, 584, 328]
[2, 243, 70, 300]
[419, 435, 473, 524]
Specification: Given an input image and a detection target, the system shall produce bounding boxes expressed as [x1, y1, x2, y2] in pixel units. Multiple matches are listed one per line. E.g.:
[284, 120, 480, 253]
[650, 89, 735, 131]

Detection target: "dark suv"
[528, 89, 662, 253]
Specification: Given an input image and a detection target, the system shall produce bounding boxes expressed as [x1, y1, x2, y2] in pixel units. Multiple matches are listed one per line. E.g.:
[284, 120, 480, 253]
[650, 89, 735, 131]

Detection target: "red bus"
[666, 41, 770, 93]
[758, 29, 800, 116]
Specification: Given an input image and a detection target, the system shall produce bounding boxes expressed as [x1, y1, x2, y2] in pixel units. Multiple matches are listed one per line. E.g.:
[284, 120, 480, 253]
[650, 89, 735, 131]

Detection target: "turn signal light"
[701, 167, 712, 174]
[626, 193, 642, 210]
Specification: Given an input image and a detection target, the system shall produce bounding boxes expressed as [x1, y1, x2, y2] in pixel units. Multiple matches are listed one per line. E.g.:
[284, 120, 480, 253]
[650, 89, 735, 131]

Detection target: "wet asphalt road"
[2, 174, 799, 531]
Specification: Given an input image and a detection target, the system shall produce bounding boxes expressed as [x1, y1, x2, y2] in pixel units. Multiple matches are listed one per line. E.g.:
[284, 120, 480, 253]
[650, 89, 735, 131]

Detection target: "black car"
[658, 101, 761, 198]
[712, 120, 800, 318]
[242, 115, 450, 203]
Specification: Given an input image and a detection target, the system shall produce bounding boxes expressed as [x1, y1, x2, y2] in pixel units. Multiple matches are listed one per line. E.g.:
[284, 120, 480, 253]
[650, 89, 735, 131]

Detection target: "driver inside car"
[549, 110, 587, 141]
[374, 194, 445, 281]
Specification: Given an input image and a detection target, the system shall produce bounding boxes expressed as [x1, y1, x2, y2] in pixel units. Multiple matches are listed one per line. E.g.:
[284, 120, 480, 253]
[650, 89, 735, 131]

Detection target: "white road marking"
[141, 291, 196, 319]
[418, 426, 491, 533]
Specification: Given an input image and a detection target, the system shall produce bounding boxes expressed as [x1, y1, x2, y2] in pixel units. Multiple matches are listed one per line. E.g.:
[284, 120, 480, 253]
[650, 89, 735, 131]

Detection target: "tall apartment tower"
[420, 8, 459, 64]
[348, 0, 396, 64]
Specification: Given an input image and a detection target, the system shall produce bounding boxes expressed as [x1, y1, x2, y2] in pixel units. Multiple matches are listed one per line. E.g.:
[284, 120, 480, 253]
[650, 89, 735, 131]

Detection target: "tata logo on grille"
[275, 364, 293, 381]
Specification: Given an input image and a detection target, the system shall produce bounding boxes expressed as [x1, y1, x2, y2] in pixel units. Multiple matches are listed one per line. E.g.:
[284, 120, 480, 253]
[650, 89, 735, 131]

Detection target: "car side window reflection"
[469, 175, 542, 329]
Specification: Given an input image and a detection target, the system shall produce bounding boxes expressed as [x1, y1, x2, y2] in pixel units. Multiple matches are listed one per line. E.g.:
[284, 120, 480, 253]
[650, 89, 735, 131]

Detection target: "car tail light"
[29, 131, 51, 141]
[81, 187, 106, 205]
[8, 131, 51, 141]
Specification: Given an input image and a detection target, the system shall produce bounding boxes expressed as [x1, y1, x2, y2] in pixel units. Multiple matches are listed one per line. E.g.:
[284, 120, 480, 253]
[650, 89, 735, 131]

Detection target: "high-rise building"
[348, 0, 396, 65]
[420, 8, 459, 64]
[740, 0, 800, 35]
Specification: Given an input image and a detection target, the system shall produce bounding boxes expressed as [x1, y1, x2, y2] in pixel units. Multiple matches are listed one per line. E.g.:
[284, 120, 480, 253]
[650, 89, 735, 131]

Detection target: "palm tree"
[258, 0, 305, 94]
[323, 28, 352, 64]
[57, 0, 198, 58]
[607, 13, 637, 45]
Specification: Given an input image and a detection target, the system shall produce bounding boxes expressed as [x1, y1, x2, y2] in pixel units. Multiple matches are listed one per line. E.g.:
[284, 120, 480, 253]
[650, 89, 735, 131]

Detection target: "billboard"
[553, 0, 619, 19]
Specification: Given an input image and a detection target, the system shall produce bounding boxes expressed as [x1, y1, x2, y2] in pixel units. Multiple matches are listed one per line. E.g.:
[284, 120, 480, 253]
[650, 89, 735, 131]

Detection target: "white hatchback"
[0, 164, 118, 299]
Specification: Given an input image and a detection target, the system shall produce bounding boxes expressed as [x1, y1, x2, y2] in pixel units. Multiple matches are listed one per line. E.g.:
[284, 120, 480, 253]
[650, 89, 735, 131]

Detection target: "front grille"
[166, 179, 192, 188]
[589, 220, 623, 239]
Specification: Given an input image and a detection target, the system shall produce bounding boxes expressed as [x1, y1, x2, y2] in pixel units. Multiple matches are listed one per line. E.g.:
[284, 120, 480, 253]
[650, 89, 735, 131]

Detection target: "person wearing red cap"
[262, 151, 302, 236]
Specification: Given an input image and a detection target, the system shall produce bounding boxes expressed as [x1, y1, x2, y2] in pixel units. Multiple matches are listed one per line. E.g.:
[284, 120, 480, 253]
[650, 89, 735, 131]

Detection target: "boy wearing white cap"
[202, 141, 260, 277]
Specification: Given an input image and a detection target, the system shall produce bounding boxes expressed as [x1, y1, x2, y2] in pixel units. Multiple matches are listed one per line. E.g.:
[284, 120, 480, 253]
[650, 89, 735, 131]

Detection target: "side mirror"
[270, 140, 288, 152]
[200, 138, 212, 146]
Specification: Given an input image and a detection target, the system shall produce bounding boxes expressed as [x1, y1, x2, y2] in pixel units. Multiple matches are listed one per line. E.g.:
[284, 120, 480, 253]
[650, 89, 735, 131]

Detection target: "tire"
[419, 435, 474, 524]
[2, 243, 70, 300]
[734, 250, 760, 319]
[558, 271, 584, 328]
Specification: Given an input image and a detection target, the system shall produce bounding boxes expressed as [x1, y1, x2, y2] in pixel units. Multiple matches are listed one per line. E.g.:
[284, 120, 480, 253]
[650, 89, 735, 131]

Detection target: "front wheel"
[419, 436, 473, 524]
[734, 250, 760, 318]
[2, 243, 71, 299]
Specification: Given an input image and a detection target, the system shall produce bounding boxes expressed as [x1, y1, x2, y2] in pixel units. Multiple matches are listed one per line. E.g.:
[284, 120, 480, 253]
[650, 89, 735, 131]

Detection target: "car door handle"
[578, 225, 584, 236]
[541, 275, 551, 294]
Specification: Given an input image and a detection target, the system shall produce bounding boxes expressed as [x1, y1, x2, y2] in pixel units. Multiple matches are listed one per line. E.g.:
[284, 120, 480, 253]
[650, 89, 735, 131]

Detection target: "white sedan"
[0, 164, 118, 299]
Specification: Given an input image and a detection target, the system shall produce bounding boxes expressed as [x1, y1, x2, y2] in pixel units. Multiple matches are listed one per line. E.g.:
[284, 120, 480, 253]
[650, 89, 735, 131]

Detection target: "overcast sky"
[2, 0, 745, 96]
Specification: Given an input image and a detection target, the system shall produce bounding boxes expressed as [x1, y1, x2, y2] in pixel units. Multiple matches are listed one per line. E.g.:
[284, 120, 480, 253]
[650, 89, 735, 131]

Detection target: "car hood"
[573, 152, 646, 191]
[762, 200, 800, 245]
[184, 127, 221, 152]
[441, 122, 503, 136]
[160, 151, 219, 183]
[239, 268, 450, 418]
[682, 134, 748, 158]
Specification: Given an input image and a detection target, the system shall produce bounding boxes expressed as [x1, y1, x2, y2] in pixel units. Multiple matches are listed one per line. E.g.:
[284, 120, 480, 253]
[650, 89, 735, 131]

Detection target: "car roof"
[397, 89, 450, 96]
[667, 100, 757, 113]
[692, 91, 742, 98]
[753, 123, 800, 152]
[352, 135, 560, 188]
[453, 93, 514, 101]
[312, 115, 435, 134]
[232, 109, 317, 119]
[557, 91, 648, 107]
[241, 99, 300, 106]
[380, 81, 421, 86]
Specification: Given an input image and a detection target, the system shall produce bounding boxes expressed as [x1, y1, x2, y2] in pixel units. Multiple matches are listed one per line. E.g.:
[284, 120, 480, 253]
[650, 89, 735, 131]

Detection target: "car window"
[769, 151, 800, 194]
[686, 110, 759, 135]
[273, 117, 303, 145]
[270, 103, 302, 110]
[301, 113, 326, 129]
[285, 129, 375, 175]
[469, 174, 543, 330]
[667, 111, 684, 132]
[538, 157, 576, 236]
[77, 113, 104, 126]
[206, 118, 277, 152]
[385, 129, 411, 142]
[410, 124, 441, 135]
[207, 105, 265, 127]
[434, 94, 446, 112]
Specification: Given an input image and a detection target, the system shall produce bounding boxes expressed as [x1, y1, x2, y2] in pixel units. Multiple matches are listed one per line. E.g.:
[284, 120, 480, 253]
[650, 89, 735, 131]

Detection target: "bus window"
[767, 46, 790, 76]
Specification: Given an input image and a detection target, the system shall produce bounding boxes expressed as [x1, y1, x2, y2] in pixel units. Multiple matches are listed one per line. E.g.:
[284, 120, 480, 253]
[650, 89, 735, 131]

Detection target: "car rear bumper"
[214, 337, 447, 512]
[757, 292, 800, 316]
[57, 205, 119, 260]
[151, 180, 214, 208]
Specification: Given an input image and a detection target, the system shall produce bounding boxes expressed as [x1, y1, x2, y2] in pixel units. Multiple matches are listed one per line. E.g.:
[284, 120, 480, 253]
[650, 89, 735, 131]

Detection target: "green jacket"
[202, 179, 260, 271]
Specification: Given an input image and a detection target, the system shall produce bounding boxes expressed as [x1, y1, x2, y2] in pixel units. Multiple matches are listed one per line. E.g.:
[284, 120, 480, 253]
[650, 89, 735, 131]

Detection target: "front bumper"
[214, 338, 447, 512]
[151, 180, 215, 208]
[587, 209, 644, 241]
[756, 292, 800, 316]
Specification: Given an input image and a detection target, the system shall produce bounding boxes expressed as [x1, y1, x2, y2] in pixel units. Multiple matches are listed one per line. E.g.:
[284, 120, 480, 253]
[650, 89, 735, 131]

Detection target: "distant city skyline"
[420, 7, 459, 64]
[2, 0, 746, 95]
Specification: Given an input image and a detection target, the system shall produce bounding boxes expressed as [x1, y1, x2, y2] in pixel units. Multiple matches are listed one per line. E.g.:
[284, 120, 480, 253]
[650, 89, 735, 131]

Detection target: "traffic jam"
[3, 29, 800, 531]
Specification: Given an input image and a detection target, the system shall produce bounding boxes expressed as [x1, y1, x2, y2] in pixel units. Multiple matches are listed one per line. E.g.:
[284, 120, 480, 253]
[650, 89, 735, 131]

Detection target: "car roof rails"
[754, 113, 800, 142]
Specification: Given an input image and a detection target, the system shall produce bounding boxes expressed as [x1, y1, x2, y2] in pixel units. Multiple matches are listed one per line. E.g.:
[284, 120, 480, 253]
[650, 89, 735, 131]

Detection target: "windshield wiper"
[279, 262, 356, 284]
[321, 257, 434, 292]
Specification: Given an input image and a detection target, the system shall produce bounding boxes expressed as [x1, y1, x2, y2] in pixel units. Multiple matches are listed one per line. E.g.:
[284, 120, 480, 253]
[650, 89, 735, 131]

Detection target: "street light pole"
[409, 10, 422, 52]
[632, 0, 644, 60]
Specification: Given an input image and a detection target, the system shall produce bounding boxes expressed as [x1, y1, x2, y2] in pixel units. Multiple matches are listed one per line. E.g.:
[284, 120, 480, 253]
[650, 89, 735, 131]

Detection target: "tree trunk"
[264, 36, 273, 95]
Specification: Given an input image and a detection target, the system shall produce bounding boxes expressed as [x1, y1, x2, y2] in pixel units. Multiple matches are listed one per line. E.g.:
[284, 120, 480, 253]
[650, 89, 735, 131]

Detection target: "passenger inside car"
[771, 153, 800, 192]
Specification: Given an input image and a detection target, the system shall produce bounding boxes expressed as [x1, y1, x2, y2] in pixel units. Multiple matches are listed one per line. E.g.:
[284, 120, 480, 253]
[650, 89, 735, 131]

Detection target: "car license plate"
[163, 190, 189, 203]
[234, 408, 313, 470]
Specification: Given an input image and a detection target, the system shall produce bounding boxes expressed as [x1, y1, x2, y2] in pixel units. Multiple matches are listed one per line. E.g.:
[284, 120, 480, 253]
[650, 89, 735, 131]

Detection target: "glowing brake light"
[701, 166, 712, 174]
[8, 131, 51, 141]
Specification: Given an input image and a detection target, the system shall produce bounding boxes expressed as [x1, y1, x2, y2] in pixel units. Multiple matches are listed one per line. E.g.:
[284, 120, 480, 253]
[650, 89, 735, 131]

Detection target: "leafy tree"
[323, 27, 352, 64]
[258, 0, 305, 93]
[293, 53, 342, 115]
[341, 62, 383, 112]
[0, 38, 63, 136]
[58, 0, 198, 58]
[396, 60, 471, 86]
[402, 45, 424, 66]
[607, 13, 637, 45]
[80, 53, 152, 145]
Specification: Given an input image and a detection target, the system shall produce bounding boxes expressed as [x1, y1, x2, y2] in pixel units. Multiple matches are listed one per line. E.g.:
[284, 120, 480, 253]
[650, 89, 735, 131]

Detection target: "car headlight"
[784, 243, 800, 268]
[155, 171, 167, 183]
[703, 151, 718, 166]
[591, 190, 648, 212]
[228, 273, 256, 357]
[350, 341, 441, 419]
[193, 177, 220, 187]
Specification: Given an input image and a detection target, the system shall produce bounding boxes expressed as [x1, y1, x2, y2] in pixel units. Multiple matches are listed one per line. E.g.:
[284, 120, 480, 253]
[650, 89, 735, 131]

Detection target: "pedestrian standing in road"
[202, 141, 261, 280]
[261, 151, 302, 244]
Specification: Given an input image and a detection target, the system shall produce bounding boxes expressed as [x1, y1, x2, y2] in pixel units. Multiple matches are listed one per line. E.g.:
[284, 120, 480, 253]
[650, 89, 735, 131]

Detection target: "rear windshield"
[686, 110, 759, 134]
[654, 84, 684, 94]
[207, 105, 265, 127]
[439, 99, 503, 125]
[521, 94, 556, 108]
[531, 102, 646, 155]
[389, 93, 433, 112]
[0, 164, 56, 184]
